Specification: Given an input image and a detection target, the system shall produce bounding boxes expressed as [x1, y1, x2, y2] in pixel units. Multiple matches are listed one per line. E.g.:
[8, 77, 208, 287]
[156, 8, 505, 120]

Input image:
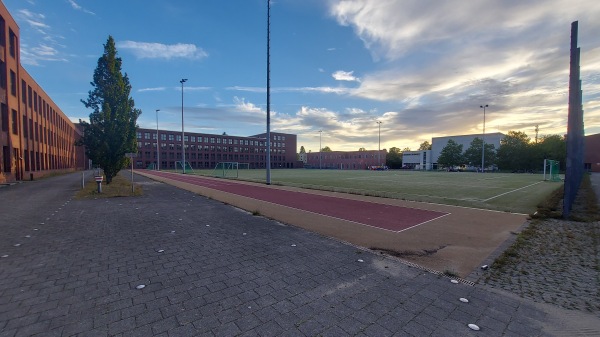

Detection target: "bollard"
[94, 175, 103, 193]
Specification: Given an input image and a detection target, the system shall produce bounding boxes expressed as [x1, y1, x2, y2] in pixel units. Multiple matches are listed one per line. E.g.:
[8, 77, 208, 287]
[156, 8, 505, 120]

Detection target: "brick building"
[584, 133, 600, 172]
[134, 128, 298, 170]
[305, 149, 387, 169]
[0, 3, 85, 183]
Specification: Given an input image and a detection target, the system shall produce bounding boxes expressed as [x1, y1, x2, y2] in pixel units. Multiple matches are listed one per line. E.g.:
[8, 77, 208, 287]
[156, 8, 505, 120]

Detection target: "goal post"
[543, 159, 561, 182]
[175, 161, 194, 172]
[213, 162, 240, 178]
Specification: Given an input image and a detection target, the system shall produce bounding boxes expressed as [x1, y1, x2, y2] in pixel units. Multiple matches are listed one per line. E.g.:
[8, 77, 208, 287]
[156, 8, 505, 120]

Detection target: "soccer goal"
[175, 161, 194, 173]
[213, 162, 244, 178]
[543, 159, 561, 182]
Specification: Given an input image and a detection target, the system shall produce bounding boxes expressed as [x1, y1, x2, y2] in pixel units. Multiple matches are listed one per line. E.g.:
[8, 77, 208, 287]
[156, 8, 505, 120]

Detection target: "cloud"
[226, 86, 354, 95]
[332, 70, 360, 82]
[17, 9, 49, 34]
[326, 0, 600, 138]
[117, 41, 208, 60]
[67, 0, 95, 15]
[138, 87, 167, 92]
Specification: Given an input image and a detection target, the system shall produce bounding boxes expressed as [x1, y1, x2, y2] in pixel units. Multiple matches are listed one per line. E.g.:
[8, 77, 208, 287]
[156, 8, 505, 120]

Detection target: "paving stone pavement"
[1, 171, 599, 336]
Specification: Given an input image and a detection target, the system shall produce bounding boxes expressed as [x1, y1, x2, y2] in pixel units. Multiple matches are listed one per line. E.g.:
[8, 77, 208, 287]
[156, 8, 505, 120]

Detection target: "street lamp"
[376, 121, 382, 166]
[180, 79, 187, 174]
[318, 130, 322, 169]
[156, 109, 160, 171]
[480, 104, 488, 173]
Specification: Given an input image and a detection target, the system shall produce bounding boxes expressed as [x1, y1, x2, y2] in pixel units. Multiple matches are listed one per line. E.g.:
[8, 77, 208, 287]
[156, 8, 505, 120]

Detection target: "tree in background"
[386, 147, 403, 168]
[418, 141, 432, 150]
[78, 36, 141, 184]
[358, 147, 366, 151]
[533, 134, 566, 171]
[299, 146, 306, 154]
[437, 139, 464, 168]
[463, 137, 497, 168]
[497, 131, 532, 171]
[321, 146, 332, 152]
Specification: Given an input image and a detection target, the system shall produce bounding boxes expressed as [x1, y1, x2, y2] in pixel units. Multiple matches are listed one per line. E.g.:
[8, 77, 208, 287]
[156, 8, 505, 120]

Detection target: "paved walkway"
[1, 171, 599, 336]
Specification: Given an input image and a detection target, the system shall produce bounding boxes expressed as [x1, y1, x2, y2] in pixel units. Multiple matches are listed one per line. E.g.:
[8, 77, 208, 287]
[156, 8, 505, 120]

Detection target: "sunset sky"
[4, 0, 599, 152]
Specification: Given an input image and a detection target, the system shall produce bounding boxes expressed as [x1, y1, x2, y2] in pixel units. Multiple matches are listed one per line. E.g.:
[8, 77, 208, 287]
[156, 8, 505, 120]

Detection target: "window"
[11, 109, 18, 134]
[1, 104, 8, 132]
[34, 91, 38, 112]
[210, 137, 215, 144]
[168, 134, 174, 141]
[161, 134, 166, 141]
[21, 80, 26, 103]
[8, 29, 16, 58]
[144, 132, 150, 139]
[0, 61, 5, 89]
[28, 86, 32, 107]
[9, 70, 16, 96]
[22, 116, 28, 138]
[136, 132, 142, 139]
[0, 16, 5, 47]
[176, 135, 182, 141]
[191, 136, 196, 142]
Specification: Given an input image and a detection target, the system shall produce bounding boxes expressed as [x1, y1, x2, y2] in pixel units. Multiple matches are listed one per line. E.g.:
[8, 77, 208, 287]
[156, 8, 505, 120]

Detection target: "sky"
[3, 0, 600, 153]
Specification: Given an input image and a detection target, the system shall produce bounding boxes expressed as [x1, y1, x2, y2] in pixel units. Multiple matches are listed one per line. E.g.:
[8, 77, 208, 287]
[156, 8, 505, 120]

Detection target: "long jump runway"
[143, 171, 448, 233]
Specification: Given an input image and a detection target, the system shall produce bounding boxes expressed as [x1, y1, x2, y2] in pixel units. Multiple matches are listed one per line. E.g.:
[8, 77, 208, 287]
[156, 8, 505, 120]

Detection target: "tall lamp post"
[376, 121, 382, 166]
[265, 0, 272, 185]
[155, 109, 160, 171]
[480, 104, 488, 173]
[180, 79, 187, 174]
[318, 130, 322, 169]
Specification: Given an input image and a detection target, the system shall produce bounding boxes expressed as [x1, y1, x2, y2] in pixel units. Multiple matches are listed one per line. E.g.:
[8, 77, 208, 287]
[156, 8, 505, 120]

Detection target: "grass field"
[165, 168, 563, 214]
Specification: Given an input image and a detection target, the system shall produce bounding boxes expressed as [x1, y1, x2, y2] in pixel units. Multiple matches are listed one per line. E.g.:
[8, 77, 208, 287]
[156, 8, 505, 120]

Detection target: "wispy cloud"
[117, 41, 208, 60]
[137, 87, 167, 92]
[67, 0, 95, 15]
[332, 70, 360, 82]
[226, 86, 354, 95]
[17, 9, 49, 34]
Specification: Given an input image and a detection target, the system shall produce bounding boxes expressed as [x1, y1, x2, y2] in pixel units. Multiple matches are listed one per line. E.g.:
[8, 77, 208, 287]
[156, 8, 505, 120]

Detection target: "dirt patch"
[370, 245, 447, 258]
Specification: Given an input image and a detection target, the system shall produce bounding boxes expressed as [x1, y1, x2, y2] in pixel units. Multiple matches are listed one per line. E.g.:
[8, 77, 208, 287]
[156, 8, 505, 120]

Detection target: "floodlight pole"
[156, 109, 160, 171]
[480, 104, 488, 173]
[266, 0, 271, 185]
[181, 79, 187, 174]
[318, 130, 322, 169]
[376, 121, 382, 166]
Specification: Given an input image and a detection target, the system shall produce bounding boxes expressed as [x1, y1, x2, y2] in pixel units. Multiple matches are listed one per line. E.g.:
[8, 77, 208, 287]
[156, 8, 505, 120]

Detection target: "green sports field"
[176, 168, 562, 214]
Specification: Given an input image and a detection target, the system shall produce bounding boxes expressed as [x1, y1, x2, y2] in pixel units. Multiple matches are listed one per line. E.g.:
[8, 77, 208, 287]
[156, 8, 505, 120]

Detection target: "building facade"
[0, 3, 85, 183]
[134, 128, 298, 170]
[584, 133, 600, 173]
[431, 132, 504, 169]
[402, 150, 432, 170]
[305, 149, 387, 169]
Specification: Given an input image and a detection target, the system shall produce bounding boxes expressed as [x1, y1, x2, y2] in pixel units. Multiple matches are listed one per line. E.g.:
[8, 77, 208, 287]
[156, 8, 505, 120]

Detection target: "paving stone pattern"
[0, 172, 586, 336]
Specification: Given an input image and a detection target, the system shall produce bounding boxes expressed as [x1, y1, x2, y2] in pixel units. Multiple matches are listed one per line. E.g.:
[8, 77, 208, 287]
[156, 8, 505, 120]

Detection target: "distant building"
[305, 149, 387, 169]
[134, 128, 298, 170]
[584, 133, 600, 172]
[402, 150, 432, 170]
[299, 152, 307, 163]
[432, 132, 504, 169]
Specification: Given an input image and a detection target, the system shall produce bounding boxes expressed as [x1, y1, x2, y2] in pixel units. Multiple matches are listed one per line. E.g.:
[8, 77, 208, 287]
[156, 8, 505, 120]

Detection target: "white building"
[402, 150, 432, 170]
[431, 132, 504, 169]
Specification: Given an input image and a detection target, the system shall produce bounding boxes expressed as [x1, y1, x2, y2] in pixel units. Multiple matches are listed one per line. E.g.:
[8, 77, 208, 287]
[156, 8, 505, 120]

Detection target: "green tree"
[532, 134, 566, 171]
[321, 146, 332, 152]
[418, 141, 432, 150]
[78, 36, 141, 184]
[299, 146, 306, 154]
[464, 137, 497, 169]
[437, 139, 464, 169]
[497, 131, 532, 171]
[358, 147, 366, 151]
[386, 147, 403, 169]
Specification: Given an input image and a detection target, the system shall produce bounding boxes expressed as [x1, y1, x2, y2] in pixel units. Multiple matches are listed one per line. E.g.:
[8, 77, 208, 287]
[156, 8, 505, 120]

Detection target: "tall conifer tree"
[78, 36, 141, 184]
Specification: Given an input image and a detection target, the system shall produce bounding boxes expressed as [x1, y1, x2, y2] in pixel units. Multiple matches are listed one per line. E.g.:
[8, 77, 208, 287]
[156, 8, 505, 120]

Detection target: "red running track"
[145, 171, 449, 233]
